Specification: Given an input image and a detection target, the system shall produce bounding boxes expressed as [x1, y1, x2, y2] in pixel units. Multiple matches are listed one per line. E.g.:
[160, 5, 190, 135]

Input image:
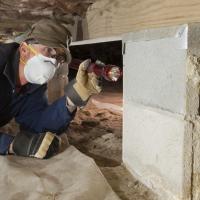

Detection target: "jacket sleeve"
[15, 95, 76, 135]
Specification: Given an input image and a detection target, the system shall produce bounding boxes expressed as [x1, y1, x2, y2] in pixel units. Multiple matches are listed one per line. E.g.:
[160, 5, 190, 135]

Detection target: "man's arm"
[65, 59, 102, 110]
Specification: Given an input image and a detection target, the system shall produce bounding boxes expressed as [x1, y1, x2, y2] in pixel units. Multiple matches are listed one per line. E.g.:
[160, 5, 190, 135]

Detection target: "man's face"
[20, 42, 67, 67]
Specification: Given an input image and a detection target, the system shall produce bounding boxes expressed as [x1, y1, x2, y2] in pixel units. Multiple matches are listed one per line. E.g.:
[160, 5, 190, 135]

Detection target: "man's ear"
[19, 42, 30, 61]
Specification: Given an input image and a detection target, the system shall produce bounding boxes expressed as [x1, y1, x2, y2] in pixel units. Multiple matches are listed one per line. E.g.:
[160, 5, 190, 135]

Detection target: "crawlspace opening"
[68, 40, 123, 167]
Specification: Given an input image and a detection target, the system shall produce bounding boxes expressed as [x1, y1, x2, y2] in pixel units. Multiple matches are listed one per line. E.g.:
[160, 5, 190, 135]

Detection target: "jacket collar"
[3, 43, 19, 88]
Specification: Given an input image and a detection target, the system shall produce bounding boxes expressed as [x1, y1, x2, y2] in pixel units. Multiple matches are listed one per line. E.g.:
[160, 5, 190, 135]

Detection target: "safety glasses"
[27, 44, 67, 68]
[51, 48, 67, 67]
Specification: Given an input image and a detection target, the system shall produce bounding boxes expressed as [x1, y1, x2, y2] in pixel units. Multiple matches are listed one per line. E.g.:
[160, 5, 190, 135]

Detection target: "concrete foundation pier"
[123, 24, 200, 200]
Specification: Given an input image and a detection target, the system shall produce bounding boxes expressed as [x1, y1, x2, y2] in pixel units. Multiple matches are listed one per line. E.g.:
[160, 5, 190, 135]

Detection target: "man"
[0, 19, 101, 159]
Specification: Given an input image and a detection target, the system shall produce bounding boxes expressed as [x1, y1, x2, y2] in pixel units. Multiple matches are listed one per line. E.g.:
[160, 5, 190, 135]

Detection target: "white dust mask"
[24, 54, 57, 85]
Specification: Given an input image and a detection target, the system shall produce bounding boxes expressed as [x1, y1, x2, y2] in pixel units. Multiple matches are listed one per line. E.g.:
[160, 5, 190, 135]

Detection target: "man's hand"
[11, 131, 61, 159]
[65, 59, 102, 108]
[74, 59, 102, 101]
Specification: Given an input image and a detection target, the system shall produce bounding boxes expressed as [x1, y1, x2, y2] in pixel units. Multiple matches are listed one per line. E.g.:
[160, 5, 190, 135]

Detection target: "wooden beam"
[85, 0, 200, 39]
[0, 0, 94, 35]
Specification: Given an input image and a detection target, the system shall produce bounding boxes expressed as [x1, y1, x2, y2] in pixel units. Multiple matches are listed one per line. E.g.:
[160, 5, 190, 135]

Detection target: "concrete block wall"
[123, 25, 200, 200]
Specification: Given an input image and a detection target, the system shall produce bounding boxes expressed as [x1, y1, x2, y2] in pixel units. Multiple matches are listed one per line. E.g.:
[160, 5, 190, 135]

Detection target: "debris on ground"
[67, 95, 158, 200]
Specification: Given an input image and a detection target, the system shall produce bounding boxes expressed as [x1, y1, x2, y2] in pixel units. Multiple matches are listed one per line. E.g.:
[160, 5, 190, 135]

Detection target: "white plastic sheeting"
[0, 146, 120, 200]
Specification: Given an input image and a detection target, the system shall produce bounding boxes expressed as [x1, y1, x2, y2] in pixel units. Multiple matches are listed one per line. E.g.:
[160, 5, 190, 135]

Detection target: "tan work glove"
[10, 131, 61, 159]
[65, 59, 102, 108]
[74, 59, 102, 101]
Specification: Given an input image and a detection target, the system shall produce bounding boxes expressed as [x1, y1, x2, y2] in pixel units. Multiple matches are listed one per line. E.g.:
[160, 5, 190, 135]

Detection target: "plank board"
[86, 0, 200, 39]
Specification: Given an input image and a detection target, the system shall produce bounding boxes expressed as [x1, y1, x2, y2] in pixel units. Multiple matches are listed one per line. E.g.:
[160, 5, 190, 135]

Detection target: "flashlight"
[87, 60, 122, 82]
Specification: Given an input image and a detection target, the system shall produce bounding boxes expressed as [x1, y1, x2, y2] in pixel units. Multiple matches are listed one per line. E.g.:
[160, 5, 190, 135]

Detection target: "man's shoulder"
[0, 42, 19, 56]
[0, 42, 19, 74]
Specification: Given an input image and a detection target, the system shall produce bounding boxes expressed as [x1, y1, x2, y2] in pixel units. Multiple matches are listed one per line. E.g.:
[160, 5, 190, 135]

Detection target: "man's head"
[18, 19, 72, 85]
[20, 38, 69, 66]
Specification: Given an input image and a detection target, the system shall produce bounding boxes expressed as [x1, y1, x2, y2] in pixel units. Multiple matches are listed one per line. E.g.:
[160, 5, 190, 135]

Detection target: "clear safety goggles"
[27, 44, 67, 68]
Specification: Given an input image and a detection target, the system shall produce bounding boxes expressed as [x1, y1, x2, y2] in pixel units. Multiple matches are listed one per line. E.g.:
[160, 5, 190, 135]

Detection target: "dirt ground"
[67, 88, 158, 200]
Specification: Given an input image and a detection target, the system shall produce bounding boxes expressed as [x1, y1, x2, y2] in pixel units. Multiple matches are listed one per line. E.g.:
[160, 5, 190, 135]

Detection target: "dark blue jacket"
[0, 42, 74, 134]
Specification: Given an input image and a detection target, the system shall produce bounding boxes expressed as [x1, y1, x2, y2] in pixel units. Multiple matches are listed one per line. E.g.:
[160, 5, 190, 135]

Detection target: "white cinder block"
[123, 103, 185, 199]
[123, 27, 187, 114]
